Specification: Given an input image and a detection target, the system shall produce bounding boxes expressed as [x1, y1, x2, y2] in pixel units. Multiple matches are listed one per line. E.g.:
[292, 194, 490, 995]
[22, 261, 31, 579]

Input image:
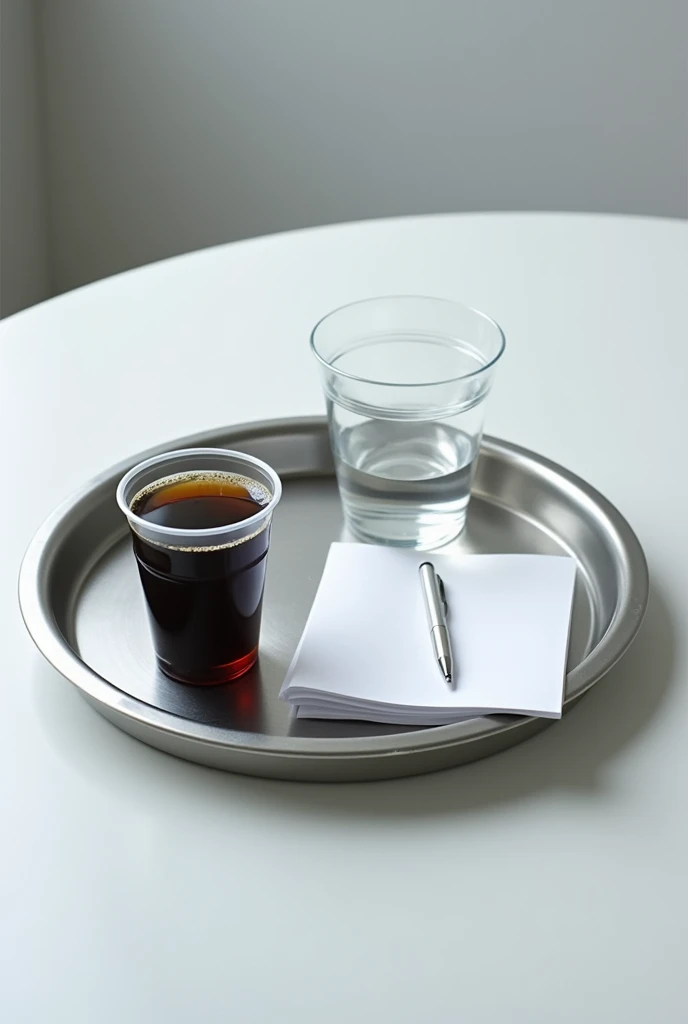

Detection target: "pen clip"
[436, 574, 448, 615]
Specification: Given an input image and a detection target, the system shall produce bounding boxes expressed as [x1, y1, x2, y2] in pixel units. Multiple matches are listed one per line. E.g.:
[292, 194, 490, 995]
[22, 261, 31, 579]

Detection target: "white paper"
[279, 543, 577, 724]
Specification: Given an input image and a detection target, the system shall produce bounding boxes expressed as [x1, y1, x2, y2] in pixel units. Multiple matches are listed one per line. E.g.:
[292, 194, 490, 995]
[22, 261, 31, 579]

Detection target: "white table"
[2, 214, 686, 1022]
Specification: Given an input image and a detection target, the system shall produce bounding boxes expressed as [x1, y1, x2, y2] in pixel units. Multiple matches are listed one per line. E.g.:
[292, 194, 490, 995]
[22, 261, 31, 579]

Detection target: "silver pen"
[418, 561, 454, 688]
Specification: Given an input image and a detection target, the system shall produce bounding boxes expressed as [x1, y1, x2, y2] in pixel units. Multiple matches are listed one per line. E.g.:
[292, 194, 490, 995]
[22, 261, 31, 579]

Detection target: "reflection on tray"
[148, 655, 422, 740]
[149, 662, 268, 732]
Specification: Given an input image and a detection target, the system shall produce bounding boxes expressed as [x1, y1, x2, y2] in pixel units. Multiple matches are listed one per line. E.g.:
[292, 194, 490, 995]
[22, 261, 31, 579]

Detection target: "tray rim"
[18, 416, 649, 762]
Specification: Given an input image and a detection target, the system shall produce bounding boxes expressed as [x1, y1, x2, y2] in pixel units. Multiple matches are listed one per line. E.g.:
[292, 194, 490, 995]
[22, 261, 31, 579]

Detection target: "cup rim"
[310, 295, 506, 387]
[116, 447, 283, 543]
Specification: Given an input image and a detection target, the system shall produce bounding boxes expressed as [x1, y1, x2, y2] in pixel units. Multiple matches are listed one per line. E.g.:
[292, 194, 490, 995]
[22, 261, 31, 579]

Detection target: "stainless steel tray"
[19, 417, 648, 782]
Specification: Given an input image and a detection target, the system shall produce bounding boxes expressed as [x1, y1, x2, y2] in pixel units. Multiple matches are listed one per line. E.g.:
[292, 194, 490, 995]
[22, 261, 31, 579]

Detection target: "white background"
[1, 0, 687, 314]
[1, 213, 686, 1022]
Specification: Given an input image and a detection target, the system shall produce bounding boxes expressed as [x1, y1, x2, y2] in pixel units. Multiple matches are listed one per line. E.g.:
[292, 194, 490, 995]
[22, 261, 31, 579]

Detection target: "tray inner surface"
[65, 451, 601, 740]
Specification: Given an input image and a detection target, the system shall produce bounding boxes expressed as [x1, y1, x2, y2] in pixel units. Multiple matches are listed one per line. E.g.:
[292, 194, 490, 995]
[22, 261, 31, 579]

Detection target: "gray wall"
[0, 0, 51, 316]
[4, 0, 688, 308]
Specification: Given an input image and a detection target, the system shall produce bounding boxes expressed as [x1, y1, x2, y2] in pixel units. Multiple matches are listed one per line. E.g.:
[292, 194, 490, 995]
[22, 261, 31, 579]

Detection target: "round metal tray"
[19, 417, 648, 781]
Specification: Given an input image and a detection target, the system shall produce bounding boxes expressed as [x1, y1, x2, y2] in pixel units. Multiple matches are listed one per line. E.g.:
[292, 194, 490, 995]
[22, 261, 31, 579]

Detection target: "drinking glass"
[311, 296, 505, 550]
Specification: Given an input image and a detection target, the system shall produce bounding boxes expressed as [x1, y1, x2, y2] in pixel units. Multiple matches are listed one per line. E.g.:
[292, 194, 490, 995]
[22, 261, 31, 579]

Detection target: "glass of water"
[311, 296, 505, 550]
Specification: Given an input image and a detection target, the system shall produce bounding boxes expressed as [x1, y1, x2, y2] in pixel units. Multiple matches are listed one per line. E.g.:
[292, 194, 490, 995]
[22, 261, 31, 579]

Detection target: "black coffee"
[130, 471, 271, 684]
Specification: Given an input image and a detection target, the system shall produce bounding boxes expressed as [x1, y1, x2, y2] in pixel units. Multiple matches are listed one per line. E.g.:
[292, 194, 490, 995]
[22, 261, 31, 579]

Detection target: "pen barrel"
[431, 625, 452, 661]
[419, 562, 446, 626]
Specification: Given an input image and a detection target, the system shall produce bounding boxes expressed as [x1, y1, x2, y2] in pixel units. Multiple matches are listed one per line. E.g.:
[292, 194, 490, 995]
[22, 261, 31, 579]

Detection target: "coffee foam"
[129, 470, 272, 552]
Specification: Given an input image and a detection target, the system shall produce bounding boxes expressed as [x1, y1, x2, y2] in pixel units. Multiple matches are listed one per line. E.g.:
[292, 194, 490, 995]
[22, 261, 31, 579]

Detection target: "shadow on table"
[34, 583, 674, 822]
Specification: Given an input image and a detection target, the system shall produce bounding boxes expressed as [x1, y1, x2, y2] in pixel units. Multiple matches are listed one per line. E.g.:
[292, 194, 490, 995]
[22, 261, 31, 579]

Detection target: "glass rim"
[116, 447, 282, 543]
[310, 295, 506, 388]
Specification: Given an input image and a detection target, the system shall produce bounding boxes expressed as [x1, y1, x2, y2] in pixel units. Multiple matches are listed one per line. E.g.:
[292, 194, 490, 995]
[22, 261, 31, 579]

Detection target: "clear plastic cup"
[116, 448, 282, 684]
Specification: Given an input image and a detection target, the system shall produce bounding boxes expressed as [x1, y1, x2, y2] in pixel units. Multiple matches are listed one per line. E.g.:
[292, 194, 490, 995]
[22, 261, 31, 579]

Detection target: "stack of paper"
[280, 543, 576, 725]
